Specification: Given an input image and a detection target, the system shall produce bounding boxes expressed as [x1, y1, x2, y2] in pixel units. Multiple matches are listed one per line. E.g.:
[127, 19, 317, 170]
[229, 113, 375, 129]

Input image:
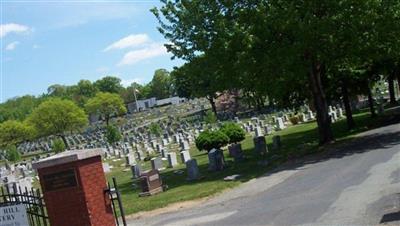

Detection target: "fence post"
[112, 177, 127, 226]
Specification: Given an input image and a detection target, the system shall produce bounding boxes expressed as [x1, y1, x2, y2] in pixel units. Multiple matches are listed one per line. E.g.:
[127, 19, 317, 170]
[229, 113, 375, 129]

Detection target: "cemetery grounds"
[102, 106, 399, 216]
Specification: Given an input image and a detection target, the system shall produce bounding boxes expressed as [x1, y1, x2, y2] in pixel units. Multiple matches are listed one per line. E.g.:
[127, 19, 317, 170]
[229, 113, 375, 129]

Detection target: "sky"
[0, 0, 184, 103]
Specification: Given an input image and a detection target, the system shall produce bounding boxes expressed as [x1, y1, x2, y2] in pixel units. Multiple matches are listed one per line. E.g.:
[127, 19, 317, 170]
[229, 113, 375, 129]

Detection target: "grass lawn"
[106, 107, 399, 216]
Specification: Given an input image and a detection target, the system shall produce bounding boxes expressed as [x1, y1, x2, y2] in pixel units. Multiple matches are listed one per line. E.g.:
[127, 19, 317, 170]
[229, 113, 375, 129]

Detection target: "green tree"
[153, 0, 387, 145]
[28, 98, 88, 148]
[195, 130, 229, 152]
[220, 122, 246, 144]
[105, 125, 122, 145]
[5, 145, 21, 162]
[77, 80, 98, 97]
[0, 95, 43, 123]
[149, 69, 173, 99]
[85, 92, 127, 125]
[94, 76, 123, 93]
[0, 120, 35, 147]
[171, 56, 224, 115]
[52, 138, 66, 153]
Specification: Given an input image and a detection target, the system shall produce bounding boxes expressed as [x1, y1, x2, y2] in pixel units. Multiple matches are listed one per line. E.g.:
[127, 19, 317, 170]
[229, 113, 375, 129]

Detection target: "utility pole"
[133, 83, 139, 112]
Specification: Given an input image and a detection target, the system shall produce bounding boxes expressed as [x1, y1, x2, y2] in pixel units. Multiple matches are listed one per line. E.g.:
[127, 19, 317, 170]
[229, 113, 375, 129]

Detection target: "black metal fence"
[0, 178, 126, 226]
[0, 185, 49, 226]
[106, 177, 127, 226]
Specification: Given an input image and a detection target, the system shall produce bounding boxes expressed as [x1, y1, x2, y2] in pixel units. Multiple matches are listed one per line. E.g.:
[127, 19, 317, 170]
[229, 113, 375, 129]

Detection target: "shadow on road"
[380, 211, 400, 224]
[267, 127, 400, 176]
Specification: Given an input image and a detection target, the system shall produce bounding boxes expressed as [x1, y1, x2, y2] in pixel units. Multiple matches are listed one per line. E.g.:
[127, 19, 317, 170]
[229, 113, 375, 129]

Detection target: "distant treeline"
[0, 69, 175, 123]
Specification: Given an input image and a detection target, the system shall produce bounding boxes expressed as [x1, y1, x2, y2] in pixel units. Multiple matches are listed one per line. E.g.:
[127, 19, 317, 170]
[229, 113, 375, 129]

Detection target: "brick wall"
[38, 156, 115, 226]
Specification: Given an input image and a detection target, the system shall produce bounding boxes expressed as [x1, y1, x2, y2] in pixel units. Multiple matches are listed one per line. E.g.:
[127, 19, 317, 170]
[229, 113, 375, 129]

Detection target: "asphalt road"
[128, 123, 400, 226]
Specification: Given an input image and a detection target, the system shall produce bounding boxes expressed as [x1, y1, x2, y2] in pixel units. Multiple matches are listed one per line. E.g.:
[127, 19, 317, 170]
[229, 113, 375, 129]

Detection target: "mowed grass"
[106, 108, 397, 216]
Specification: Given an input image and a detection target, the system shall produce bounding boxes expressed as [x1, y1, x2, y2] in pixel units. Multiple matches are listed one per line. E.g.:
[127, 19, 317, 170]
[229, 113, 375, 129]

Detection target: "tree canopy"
[28, 98, 88, 147]
[153, 0, 400, 144]
[0, 120, 35, 148]
[85, 92, 127, 125]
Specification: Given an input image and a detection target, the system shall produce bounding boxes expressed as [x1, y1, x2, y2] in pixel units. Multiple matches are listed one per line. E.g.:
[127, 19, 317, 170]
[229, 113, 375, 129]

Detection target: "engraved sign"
[43, 169, 78, 192]
[0, 204, 29, 226]
[148, 174, 159, 181]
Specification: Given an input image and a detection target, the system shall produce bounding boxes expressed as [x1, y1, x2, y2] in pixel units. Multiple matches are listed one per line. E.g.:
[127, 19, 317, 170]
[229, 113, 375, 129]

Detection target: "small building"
[127, 97, 157, 113]
[156, 96, 186, 106]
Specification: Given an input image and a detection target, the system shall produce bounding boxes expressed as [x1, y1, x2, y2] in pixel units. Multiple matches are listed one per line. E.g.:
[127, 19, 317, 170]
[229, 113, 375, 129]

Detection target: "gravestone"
[337, 108, 344, 118]
[139, 170, 163, 196]
[180, 151, 191, 163]
[151, 157, 164, 171]
[167, 152, 178, 168]
[228, 143, 244, 162]
[208, 149, 225, 171]
[180, 141, 190, 151]
[125, 153, 136, 166]
[254, 126, 264, 137]
[186, 159, 200, 181]
[130, 164, 141, 178]
[307, 110, 315, 120]
[253, 136, 267, 156]
[276, 117, 285, 130]
[264, 125, 273, 135]
[272, 135, 281, 150]
[160, 149, 168, 158]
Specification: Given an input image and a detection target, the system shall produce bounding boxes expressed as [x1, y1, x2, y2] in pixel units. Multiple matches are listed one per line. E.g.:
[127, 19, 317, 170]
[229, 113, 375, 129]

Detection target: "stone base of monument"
[138, 186, 163, 197]
[138, 170, 164, 197]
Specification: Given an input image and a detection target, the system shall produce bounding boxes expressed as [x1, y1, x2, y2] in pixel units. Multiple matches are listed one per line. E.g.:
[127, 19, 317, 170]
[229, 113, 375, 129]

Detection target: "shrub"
[52, 138, 66, 153]
[149, 123, 162, 137]
[105, 125, 122, 144]
[195, 130, 229, 152]
[220, 122, 246, 144]
[5, 145, 21, 162]
[204, 110, 217, 124]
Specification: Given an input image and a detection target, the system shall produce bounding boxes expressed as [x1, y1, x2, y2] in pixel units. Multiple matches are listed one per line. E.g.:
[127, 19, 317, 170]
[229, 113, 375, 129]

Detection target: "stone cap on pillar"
[33, 149, 104, 170]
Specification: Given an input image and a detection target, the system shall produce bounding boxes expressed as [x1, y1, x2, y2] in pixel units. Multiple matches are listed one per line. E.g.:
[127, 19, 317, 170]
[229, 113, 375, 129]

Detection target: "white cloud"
[103, 34, 150, 52]
[5, 41, 19, 50]
[120, 78, 144, 87]
[0, 23, 30, 38]
[117, 43, 168, 66]
[33, 44, 40, 49]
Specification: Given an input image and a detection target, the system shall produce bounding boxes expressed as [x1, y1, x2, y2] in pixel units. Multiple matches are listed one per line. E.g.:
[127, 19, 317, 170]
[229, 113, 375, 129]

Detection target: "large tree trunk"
[309, 60, 334, 145]
[208, 97, 218, 117]
[366, 82, 377, 117]
[396, 66, 400, 92]
[341, 79, 355, 130]
[60, 134, 69, 150]
[388, 74, 396, 104]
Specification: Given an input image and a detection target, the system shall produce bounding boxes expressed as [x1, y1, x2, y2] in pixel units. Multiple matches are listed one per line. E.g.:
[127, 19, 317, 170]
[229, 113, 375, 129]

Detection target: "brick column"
[33, 149, 115, 226]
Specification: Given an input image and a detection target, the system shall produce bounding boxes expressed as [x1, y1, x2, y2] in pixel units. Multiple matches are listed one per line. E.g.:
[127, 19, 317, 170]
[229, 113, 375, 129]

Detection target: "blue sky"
[1, 1, 183, 102]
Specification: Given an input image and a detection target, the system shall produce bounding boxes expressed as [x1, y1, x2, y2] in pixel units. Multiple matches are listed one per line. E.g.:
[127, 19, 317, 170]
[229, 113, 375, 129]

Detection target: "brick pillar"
[33, 149, 115, 226]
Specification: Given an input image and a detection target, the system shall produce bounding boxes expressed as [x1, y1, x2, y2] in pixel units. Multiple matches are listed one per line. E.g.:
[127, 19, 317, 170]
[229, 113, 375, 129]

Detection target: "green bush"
[220, 122, 246, 144]
[105, 125, 122, 144]
[195, 130, 229, 152]
[149, 122, 162, 137]
[5, 145, 21, 162]
[52, 138, 66, 153]
[204, 110, 217, 124]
